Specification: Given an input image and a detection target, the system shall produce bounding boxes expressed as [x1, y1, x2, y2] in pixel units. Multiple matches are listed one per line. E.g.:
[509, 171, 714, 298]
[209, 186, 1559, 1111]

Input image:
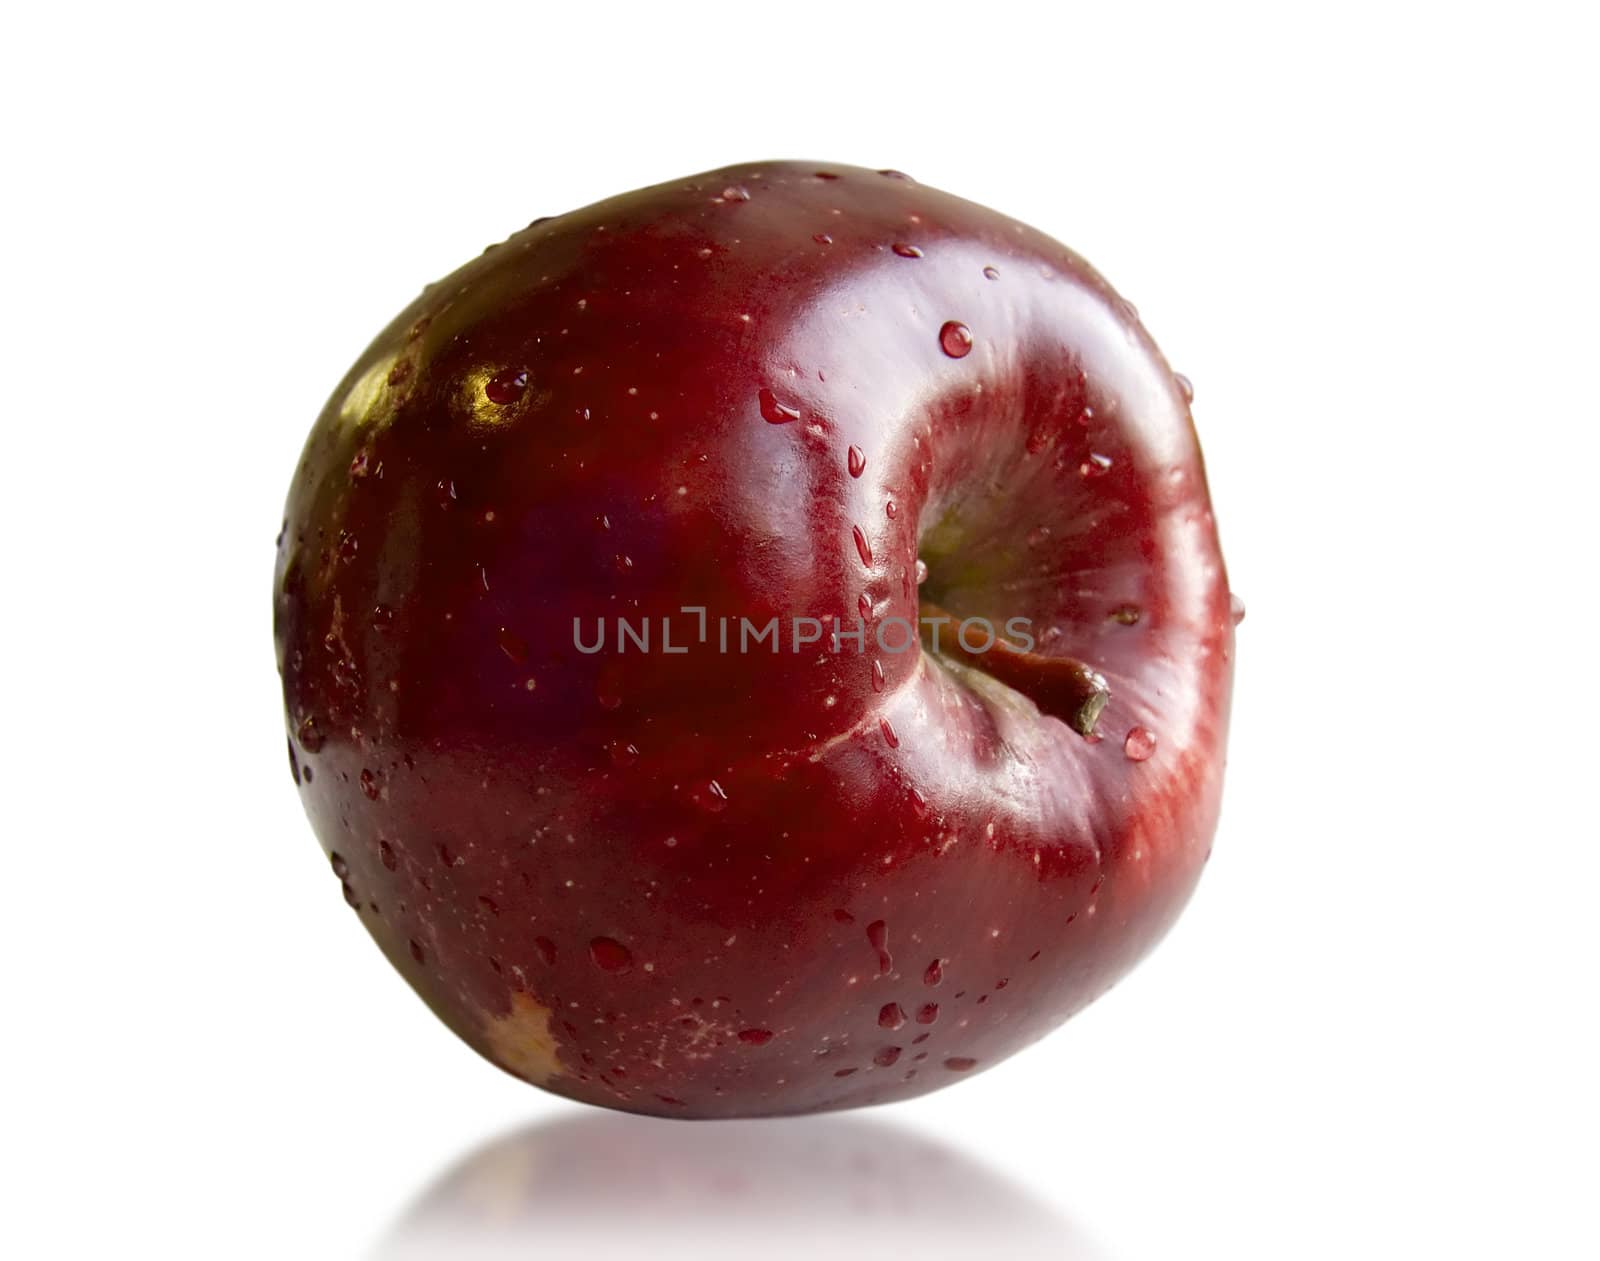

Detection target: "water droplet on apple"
[341, 881, 360, 908]
[866, 920, 892, 973]
[873, 1046, 902, 1067]
[982, 265, 1000, 280]
[349, 447, 373, 479]
[1230, 593, 1247, 625]
[1123, 726, 1157, 761]
[379, 840, 397, 870]
[360, 769, 379, 800]
[720, 185, 751, 202]
[297, 715, 325, 753]
[535, 936, 558, 965]
[1109, 604, 1142, 625]
[813, 232, 833, 245]
[692, 779, 729, 813]
[589, 936, 633, 972]
[916, 1002, 939, 1025]
[852, 525, 873, 568]
[1079, 452, 1113, 478]
[913, 558, 929, 586]
[485, 368, 529, 405]
[885, 499, 898, 520]
[891, 242, 923, 259]
[871, 659, 886, 692]
[409, 938, 426, 964]
[847, 445, 866, 478]
[878, 169, 914, 181]
[943, 1056, 978, 1072]
[858, 592, 874, 621]
[329, 851, 350, 879]
[738, 1028, 774, 1045]
[758, 387, 801, 424]
[923, 958, 944, 986]
[879, 1002, 907, 1030]
[939, 321, 973, 358]
[879, 718, 899, 749]
[1175, 372, 1194, 402]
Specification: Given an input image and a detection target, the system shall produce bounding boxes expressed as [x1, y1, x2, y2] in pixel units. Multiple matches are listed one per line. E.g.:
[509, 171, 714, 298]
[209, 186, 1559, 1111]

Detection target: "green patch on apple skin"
[917, 504, 970, 565]
[916, 506, 997, 600]
[915, 498, 1039, 612]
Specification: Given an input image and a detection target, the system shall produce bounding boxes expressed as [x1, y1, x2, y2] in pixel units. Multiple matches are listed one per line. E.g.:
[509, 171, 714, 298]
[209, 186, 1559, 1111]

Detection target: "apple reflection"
[374, 1112, 1111, 1261]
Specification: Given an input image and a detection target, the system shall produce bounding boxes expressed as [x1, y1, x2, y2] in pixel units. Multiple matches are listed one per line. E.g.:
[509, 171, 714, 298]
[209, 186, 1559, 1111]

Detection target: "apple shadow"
[372, 1110, 1113, 1261]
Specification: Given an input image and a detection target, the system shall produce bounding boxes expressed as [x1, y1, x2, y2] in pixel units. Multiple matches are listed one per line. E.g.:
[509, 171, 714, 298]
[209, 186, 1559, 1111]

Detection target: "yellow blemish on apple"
[338, 355, 398, 427]
[457, 366, 549, 427]
[483, 992, 564, 1084]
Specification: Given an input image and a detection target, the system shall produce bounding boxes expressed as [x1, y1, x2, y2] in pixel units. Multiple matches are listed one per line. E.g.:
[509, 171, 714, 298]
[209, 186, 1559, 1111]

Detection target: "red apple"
[274, 161, 1235, 1118]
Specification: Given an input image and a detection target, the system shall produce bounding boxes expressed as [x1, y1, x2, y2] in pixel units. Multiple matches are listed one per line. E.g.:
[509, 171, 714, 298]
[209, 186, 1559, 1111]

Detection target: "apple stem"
[919, 601, 1110, 738]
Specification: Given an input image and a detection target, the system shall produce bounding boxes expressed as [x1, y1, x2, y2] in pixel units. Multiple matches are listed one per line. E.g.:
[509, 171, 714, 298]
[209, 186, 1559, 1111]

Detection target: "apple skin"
[275, 161, 1234, 1118]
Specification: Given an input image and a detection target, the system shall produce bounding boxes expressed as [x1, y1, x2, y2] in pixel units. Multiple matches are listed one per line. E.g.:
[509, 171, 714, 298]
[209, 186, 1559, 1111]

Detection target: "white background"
[3, 3, 1596, 1258]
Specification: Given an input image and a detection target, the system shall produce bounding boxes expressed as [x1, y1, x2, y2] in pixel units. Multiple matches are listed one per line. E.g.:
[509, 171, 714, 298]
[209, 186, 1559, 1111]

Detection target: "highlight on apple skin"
[274, 161, 1237, 1119]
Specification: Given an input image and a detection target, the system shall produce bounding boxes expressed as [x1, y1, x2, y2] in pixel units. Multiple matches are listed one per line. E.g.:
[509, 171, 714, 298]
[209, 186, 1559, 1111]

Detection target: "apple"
[275, 161, 1236, 1118]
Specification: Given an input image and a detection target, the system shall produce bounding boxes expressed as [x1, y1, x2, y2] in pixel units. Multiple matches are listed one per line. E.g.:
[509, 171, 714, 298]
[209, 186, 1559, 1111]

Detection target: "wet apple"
[275, 161, 1236, 1118]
